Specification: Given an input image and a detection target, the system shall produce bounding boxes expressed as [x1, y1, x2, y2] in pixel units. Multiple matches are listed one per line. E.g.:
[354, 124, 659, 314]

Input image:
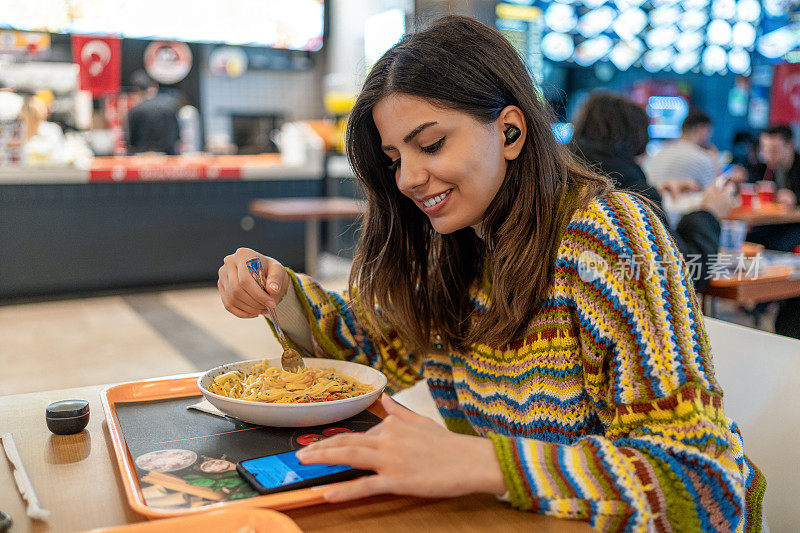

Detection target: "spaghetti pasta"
[208, 362, 373, 403]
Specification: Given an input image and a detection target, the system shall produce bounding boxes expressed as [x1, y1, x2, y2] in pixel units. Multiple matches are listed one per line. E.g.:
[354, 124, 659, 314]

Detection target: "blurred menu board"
[0, 0, 324, 50]
[495, 2, 543, 83]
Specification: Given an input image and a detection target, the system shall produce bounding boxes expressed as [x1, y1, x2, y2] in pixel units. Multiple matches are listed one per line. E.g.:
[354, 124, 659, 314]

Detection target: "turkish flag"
[71, 35, 121, 98]
[770, 62, 800, 124]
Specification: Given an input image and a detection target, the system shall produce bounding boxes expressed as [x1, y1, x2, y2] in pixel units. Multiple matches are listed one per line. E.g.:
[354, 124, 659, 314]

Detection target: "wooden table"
[701, 252, 800, 318]
[702, 274, 800, 321]
[703, 276, 800, 306]
[0, 383, 589, 533]
[726, 206, 800, 226]
[249, 198, 366, 278]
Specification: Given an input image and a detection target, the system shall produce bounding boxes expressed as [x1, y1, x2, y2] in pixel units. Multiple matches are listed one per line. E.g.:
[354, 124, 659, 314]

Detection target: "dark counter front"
[0, 179, 324, 300]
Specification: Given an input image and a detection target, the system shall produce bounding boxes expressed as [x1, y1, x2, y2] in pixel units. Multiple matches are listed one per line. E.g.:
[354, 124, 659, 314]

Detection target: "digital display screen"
[551, 122, 573, 144]
[240, 451, 351, 490]
[505, 0, 761, 74]
[0, 0, 324, 50]
[646, 96, 689, 139]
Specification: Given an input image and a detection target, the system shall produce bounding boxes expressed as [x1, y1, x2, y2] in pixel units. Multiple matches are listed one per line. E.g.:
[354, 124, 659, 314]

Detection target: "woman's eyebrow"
[381, 121, 438, 151]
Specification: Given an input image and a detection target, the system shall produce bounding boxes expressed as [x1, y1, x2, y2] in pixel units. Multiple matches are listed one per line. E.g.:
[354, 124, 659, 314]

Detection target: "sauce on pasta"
[208, 362, 373, 403]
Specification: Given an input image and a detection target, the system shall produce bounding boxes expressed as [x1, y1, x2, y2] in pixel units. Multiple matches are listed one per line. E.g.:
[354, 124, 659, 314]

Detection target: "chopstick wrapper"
[1, 432, 51, 521]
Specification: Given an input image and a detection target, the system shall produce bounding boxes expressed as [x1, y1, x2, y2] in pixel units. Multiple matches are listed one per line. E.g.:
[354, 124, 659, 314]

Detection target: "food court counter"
[0, 155, 326, 300]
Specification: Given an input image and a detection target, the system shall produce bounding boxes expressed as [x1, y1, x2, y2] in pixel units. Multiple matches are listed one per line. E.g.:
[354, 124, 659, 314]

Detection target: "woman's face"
[373, 94, 510, 234]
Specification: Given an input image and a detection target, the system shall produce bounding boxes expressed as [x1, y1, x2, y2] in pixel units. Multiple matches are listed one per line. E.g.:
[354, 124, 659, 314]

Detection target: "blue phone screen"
[720, 163, 735, 176]
[241, 451, 352, 489]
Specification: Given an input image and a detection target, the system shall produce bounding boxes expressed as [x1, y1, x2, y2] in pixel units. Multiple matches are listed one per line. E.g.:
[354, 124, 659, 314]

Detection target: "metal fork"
[245, 258, 305, 372]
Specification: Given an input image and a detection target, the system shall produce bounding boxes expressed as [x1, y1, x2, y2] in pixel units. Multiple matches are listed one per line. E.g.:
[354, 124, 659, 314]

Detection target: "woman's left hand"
[295, 394, 507, 502]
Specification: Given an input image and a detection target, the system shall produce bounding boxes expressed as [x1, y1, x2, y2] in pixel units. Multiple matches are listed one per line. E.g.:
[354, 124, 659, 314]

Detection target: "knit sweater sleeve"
[265, 268, 422, 394]
[488, 192, 765, 532]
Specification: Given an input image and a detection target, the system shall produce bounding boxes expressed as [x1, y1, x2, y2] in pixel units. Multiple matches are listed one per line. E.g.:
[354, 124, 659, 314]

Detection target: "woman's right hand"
[218, 248, 290, 318]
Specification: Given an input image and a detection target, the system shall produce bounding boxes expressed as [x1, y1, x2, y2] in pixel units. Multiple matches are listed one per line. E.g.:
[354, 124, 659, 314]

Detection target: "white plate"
[197, 358, 387, 427]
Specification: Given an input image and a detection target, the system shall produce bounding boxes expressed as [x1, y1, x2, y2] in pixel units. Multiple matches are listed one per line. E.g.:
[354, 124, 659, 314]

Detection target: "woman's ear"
[497, 105, 526, 161]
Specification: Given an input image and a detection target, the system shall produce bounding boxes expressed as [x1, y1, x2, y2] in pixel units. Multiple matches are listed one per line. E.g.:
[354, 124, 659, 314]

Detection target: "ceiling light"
[676, 31, 704, 52]
[545, 4, 578, 33]
[728, 48, 751, 74]
[613, 8, 647, 40]
[645, 25, 679, 49]
[541, 32, 575, 62]
[577, 6, 616, 38]
[573, 35, 613, 66]
[679, 10, 709, 32]
[672, 51, 701, 74]
[732, 21, 756, 49]
[707, 19, 733, 46]
[610, 38, 644, 70]
[643, 47, 676, 72]
[736, 0, 761, 22]
[702, 45, 727, 74]
[711, 0, 736, 20]
[649, 6, 681, 27]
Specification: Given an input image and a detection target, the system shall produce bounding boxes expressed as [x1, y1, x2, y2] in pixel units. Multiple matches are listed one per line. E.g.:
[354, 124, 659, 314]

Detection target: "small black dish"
[46, 399, 90, 435]
[0, 509, 12, 532]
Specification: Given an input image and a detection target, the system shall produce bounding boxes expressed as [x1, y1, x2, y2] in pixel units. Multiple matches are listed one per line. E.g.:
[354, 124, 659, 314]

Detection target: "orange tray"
[101, 374, 385, 519]
[88, 508, 303, 532]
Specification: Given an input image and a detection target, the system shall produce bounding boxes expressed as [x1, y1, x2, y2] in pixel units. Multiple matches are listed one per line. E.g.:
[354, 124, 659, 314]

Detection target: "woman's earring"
[504, 126, 521, 145]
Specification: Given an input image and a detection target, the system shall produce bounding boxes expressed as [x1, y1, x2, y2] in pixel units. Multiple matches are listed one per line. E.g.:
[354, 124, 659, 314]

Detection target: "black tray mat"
[114, 395, 382, 508]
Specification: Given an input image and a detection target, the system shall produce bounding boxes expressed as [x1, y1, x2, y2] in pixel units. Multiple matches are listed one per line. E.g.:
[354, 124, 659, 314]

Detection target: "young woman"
[218, 16, 764, 532]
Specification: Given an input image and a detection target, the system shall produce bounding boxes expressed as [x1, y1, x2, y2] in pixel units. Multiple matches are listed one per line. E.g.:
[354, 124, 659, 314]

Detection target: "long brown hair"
[346, 15, 610, 353]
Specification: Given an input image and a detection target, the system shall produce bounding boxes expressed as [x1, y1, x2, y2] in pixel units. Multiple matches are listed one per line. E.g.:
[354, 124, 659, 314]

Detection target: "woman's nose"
[396, 161, 428, 193]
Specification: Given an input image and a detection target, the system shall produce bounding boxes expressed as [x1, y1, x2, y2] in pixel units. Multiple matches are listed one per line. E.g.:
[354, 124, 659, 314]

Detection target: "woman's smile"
[418, 188, 454, 214]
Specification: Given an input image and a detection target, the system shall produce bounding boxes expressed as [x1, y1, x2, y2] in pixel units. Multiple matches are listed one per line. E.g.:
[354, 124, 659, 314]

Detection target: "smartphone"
[237, 450, 373, 495]
[719, 163, 735, 177]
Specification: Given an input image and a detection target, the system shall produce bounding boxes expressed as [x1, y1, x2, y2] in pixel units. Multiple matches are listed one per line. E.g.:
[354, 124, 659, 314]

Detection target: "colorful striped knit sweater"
[279, 191, 765, 532]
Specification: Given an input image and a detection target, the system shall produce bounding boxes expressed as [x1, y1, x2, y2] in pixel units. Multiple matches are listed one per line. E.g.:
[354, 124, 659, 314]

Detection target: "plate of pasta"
[198, 358, 387, 427]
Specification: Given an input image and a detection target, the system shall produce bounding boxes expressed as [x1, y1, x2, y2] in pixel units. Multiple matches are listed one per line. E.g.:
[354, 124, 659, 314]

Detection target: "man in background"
[748, 125, 800, 206]
[125, 70, 179, 155]
[746, 125, 800, 340]
[645, 109, 718, 189]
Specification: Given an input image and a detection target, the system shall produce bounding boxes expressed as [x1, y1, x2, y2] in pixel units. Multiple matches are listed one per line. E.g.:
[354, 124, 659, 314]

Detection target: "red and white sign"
[770, 62, 800, 124]
[89, 160, 241, 182]
[71, 35, 121, 97]
[144, 41, 192, 85]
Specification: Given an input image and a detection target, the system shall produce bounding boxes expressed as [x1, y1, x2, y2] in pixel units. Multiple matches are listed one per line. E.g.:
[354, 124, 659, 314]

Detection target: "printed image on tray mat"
[114, 396, 382, 510]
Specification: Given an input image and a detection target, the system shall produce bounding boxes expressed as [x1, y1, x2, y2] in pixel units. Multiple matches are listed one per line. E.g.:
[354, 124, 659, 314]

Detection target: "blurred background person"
[22, 91, 64, 143]
[731, 130, 760, 169]
[571, 91, 735, 292]
[645, 109, 718, 189]
[125, 70, 180, 155]
[743, 125, 800, 339]
[748, 125, 800, 207]
[19, 90, 68, 164]
[747, 125, 800, 251]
